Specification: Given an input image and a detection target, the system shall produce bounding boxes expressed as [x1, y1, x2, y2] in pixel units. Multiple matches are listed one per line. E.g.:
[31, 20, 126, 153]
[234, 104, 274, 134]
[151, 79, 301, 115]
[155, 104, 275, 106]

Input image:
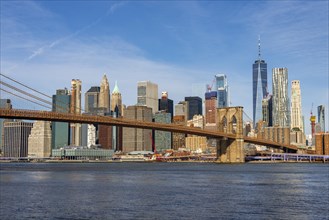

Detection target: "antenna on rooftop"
[258, 35, 261, 60]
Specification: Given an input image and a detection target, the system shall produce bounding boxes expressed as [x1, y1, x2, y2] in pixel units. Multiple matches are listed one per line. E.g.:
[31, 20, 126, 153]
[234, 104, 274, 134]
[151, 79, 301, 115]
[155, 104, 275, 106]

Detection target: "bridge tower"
[216, 106, 245, 163]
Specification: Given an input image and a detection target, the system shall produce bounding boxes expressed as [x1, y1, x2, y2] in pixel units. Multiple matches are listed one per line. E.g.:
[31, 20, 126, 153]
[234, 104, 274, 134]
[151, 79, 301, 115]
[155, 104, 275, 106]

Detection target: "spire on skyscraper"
[258, 35, 261, 60]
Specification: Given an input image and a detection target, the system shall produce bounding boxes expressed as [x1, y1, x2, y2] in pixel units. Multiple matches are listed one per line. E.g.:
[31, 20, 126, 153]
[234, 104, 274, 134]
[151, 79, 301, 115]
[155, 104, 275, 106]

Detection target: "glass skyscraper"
[215, 74, 228, 108]
[252, 39, 268, 127]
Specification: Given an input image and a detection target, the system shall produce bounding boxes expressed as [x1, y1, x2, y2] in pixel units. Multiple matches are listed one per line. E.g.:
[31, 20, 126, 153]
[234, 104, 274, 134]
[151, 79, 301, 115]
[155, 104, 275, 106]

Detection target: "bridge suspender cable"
[0, 88, 52, 109]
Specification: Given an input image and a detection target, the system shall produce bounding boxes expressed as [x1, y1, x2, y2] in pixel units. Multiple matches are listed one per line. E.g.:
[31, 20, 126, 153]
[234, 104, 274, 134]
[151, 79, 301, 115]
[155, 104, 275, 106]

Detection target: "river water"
[0, 162, 328, 219]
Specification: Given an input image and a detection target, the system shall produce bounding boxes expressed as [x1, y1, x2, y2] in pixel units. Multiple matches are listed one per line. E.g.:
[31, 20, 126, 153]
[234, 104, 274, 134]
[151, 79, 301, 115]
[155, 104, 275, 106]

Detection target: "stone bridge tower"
[217, 106, 245, 163]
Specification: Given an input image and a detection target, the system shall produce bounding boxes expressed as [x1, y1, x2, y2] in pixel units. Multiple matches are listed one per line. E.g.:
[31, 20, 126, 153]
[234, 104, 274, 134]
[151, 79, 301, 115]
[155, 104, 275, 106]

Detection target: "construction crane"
[206, 76, 216, 92]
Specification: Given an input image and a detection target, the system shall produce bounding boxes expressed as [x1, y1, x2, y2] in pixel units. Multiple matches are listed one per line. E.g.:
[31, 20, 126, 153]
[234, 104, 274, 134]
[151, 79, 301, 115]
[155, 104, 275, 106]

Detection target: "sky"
[0, 0, 328, 135]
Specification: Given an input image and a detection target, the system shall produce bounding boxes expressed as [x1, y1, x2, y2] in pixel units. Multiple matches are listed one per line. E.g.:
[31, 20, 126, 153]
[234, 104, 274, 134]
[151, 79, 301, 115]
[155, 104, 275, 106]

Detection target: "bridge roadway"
[0, 109, 297, 152]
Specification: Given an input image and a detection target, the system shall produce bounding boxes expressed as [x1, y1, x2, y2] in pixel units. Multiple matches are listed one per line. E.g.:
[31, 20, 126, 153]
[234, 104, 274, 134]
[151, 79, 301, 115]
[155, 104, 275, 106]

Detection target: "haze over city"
[1, 0, 328, 135]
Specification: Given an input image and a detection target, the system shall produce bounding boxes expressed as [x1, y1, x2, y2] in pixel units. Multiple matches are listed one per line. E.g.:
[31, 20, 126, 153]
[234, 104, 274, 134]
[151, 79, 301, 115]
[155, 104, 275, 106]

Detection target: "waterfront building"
[258, 126, 290, 150]
[185, 96, 202, 120]
[0, 99, 12, 154]
[52, 88, 70, 149]
[3, 121, 33, 157]
[28, 121, 51, 158]
[85, 86, 100, 113]
[111, 81, 122, 116]
[252, 38, 268, 127]
[99, 74, 110, 112]
[52, 147, 114, 160]
[205, 91, 217, 124]
[291, 80, 303, 132]
[158, 92, 173, 121]
[70, 79, 82, 146]
[262, 95, 272, 127]
[215, 74, 229, 108]
[154, 111, 172, 152]
[122, 106, 153, 152]
[315, 133, 329, 155]
[175, 101, 189, 122]
[272, 68, 290, 127]
[317, 105, 325, 132]
[137, 81, 158, 113]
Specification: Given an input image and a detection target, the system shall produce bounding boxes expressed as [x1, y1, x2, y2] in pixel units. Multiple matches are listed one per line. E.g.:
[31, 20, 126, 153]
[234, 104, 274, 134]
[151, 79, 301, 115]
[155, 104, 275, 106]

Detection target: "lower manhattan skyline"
[1, 1, 328, 135]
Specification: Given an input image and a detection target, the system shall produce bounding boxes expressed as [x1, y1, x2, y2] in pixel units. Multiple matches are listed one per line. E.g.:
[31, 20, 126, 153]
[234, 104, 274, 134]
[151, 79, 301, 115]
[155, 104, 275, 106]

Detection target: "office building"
[185, 136, 207, 152]
[0, 99, 12, 154]
[85, 86, 100, 113]
[252, 38, 268, 127]
[154, 111, 172, 152]
[122, 106, 153, 152]
[185, 96, 202, 120]
[317, 105, 325, 132]
[70, 79, 82, 146]
[28, 121, 52, 157]
[215, 74, 229, 108]
[158, 92, 173, 121]
[172, 116, 186, 150]
[52, 88, 70, 149]
[137, 81, 158, 113]
[205, 91, 217, 124]
[175, 101, 189, 122]
[3, 121, 33, 157]
[111, 81, 122, 116]
[99, 74, 110, 112]
[291, 80, 303, 132]
[262, 95, 272, 127]
[272, 68, 290, 127]
[187, 115, 204, 129]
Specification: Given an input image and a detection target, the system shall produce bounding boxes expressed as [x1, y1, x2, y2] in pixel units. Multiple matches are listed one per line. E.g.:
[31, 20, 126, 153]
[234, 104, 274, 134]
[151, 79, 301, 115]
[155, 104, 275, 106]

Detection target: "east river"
[0, 162, 328, 219]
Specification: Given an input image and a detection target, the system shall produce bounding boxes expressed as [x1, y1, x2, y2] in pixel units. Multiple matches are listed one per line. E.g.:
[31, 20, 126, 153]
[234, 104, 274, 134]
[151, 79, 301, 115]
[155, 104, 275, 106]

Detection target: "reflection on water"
[0, 163, 328, 219]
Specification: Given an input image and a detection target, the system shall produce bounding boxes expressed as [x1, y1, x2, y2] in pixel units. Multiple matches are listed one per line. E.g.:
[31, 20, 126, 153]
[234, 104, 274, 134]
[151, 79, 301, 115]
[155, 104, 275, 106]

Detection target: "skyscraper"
[99, 74, 110, 112]
[111, 81, 123, 151]
[291, 80, 303, 132]
[3, 121, 33, 157]
[215, 74, 228, 108]
[318, 105, 325, 132]
[158, 91, 173, 120]
[137, 81, 158, 113]
[154, 111, 172, 152]
[262, 95, 273, 127]
[111, 81, 122, 116]
[122, 106, 153, 152]
[85, 86, 100, 113]
[252, 38, 268, 127]
[272, 68, 290, 127]
[205, 91, 217, 124]
[70, 79, 82, 146]
[175, 101, 189, 121]
[52, 88, 70, 149]
[185, 96, 202, 120]
[28, 121, 52, 157]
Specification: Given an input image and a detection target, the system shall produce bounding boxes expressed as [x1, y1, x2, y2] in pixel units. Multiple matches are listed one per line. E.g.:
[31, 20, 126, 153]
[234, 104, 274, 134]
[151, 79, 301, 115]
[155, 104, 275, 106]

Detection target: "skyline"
[0, 1, 328, 135]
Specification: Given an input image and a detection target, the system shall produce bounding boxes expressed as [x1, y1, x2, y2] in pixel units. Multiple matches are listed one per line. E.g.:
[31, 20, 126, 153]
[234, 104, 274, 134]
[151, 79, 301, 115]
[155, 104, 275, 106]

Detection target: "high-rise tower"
[252, 37, 268, 127]
[291, 80, 303, 132]
[137, 81, 158, 113]
[99, 74, 110, 112]
[85, 86, 100, 113]
[70, 79, 82, 146]
[272, 68, 290, 127]
[215, 74, 228, 108]
[111, 81, 122, 116]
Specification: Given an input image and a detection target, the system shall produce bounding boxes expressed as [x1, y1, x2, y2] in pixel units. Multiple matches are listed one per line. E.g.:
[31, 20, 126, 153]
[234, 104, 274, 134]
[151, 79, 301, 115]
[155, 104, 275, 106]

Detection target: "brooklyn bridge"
[0, 73, 297, 163]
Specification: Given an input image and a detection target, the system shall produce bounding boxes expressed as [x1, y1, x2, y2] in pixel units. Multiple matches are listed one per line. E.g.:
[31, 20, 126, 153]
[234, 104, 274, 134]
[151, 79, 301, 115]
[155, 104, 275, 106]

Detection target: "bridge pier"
[216, 107, 245, 163]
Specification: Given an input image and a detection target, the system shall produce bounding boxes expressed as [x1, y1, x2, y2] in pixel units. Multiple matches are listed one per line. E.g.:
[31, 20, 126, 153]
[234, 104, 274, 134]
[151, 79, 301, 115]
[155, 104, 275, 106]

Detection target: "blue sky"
[0, 0, 328, 135]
